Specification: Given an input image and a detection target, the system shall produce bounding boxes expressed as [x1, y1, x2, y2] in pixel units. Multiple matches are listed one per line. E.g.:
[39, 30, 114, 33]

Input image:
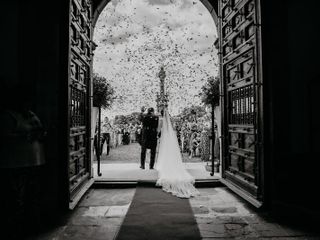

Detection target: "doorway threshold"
[92, 178, 222, 188]
[92, 162, 221, 188]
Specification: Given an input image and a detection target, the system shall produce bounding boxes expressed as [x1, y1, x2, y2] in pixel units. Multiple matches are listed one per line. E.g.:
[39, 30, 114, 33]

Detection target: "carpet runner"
[116, 183, 201, 240]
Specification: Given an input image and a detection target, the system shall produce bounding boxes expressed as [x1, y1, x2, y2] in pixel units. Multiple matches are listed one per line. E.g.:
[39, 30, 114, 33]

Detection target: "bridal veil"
[156, 109, 199, 198]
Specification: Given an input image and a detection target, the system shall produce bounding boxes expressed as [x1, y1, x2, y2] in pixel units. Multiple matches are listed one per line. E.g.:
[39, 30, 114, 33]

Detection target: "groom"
[139, 107, 159, 169]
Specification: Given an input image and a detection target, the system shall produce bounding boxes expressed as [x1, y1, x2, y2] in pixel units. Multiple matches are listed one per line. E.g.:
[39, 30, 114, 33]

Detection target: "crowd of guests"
[95, 115, 219, 163]
[109, 122, 142, 147]
[94, 116, 143, 156]
[174, 118, 217, 162]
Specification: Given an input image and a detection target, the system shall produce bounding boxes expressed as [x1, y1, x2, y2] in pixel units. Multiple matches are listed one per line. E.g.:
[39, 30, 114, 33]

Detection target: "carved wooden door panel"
[219, 0, 263, 207]
[68, 0, 93, 206]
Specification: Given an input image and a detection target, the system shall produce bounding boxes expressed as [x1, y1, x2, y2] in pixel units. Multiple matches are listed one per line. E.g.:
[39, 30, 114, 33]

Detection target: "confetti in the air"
[93, 0, 219, 119]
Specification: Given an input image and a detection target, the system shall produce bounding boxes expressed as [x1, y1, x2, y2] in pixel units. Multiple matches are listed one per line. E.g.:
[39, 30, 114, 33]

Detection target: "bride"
[156, 109, 199, 198]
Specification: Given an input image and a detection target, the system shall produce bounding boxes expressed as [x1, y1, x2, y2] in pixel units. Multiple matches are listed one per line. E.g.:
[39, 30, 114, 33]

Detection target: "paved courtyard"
[31, 187, 319, 240]
[93, 142, 217, 181]
[97, 143, 202, 163]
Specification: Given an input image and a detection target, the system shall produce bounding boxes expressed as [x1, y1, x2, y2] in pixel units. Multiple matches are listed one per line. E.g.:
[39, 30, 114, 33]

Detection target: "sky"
[93, 0, 218, 119]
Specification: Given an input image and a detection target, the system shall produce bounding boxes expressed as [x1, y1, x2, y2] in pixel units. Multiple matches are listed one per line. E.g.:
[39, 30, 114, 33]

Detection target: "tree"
[92, 73, 115, 176]
[200, 76, 220, 175]
[176, 105, 206, 122]
[114, 112, 141, 125]
[200, 76, 220, 107]
[93, 73, 115, 109]
[114, 115, 126, 125]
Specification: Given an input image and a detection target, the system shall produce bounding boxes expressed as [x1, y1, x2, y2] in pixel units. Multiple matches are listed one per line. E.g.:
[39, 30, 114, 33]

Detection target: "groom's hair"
[147, 107, 154, 114]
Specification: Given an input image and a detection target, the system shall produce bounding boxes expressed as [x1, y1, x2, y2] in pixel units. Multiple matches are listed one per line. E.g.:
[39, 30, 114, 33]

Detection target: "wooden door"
[68, 0, 94, 208]
[219, 0, 264, 207]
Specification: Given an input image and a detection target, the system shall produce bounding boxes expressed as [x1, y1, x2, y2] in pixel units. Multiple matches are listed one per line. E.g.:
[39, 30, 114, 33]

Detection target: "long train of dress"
[156, 110, 199, 198]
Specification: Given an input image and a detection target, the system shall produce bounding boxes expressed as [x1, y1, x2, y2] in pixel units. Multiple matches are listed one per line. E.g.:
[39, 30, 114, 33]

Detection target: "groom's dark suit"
[140, 112, 159, 169]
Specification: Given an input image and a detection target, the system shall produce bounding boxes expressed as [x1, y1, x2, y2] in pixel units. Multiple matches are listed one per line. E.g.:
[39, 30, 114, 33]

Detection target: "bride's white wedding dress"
[156, 109, 199, 198]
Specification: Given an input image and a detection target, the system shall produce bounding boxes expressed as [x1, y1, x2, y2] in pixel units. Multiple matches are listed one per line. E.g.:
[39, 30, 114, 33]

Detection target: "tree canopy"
[175, 105, 207, 122]
[114, 112, 141, 125]
[200, 76, 220, 107]
[93, 73, 116, 109]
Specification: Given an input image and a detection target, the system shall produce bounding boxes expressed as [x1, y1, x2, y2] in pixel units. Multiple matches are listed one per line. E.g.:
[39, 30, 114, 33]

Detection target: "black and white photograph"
[0, 0, 319, 239]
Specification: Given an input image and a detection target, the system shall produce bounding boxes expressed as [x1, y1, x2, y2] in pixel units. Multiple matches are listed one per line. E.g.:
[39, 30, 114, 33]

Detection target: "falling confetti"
[93, 0, 218, 119]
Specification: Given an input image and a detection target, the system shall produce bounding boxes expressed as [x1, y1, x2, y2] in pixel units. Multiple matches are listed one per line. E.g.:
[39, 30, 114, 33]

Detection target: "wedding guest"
[136, 124, 142, 145]
[200, 126, 210, 162]
[195, 135, 201, 157]
[100, 117, 112, 155]
[189, 124, 197, 158]
[0, 84, 45, 238]
[122, 125, 130, 145]
[130, 124, 136, 143]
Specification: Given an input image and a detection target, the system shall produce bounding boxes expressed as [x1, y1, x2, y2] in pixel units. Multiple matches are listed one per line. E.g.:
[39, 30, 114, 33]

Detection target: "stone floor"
[190, 188, 319, 239]
[31, 187, 319, 240]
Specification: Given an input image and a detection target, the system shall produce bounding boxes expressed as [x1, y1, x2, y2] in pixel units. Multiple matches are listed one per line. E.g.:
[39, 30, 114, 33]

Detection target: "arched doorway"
[91, 0, 220, 182]
[67, 0, 264, 209]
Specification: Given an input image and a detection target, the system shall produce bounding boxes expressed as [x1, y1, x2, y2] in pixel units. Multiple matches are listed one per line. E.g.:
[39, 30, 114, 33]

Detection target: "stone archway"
[89, 0, 265, 208]
[90, 0, 221, 176]
[92, 0, 219, 30]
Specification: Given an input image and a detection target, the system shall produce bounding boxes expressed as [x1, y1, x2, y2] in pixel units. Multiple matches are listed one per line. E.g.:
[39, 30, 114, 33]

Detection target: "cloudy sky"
[93, 0, 218, 119]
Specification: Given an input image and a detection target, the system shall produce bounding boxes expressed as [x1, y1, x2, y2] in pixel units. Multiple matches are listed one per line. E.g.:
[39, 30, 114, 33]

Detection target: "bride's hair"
[147, 107, 154, 114]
